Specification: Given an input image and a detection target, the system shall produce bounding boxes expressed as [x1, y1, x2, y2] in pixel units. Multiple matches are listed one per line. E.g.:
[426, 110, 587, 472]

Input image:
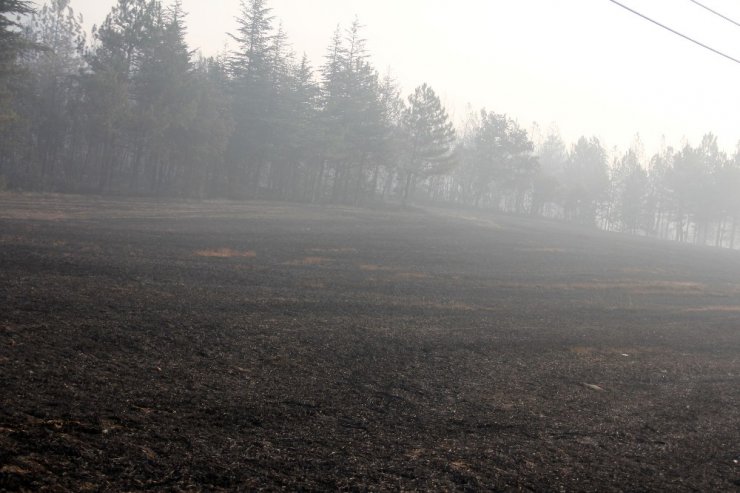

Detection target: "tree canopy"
[1, 0, 739, 248]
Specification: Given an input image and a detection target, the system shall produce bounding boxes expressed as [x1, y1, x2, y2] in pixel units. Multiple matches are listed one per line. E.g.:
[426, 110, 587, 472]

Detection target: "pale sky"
[53, 0, 740, 158]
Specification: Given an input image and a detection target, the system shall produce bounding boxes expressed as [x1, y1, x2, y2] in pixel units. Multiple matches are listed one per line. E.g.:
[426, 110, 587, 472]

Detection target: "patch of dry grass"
[283, 256, 331, 266]
[682, 305, 740, 313]
[570, 346, 598, 356]
[195, 248, 257, 258]
[358, 264, 394, 272]
[512, 280, 705, 294]
[307, 247, 358, 254]
[391, 272, 430, 280]
[521, 247, 566, 253]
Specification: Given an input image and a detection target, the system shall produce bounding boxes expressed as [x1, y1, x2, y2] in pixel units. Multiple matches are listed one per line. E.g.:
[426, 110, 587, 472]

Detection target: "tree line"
[2, 0, 740, 248]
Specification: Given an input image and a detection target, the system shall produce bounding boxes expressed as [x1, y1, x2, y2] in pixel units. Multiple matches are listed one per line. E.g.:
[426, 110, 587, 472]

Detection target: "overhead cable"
[688, 0, 740, 29]
[607, 0, 740, 65]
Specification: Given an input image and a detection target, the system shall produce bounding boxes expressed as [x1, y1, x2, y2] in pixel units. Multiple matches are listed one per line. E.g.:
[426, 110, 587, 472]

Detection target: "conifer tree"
[82, 0, 156, 192]
[531, 131, 567, 217]
[0, 0, 36, 188]
[400, 83, 456, 205]
[563, 137, 610, 226]
[227, 0, 275, 197]
[0, 0, 35, 126]
[274, 53, 320, 199]
[132, 0, 194, 193]
[21, 0, 86, 187]
[187, 55, 234, 197]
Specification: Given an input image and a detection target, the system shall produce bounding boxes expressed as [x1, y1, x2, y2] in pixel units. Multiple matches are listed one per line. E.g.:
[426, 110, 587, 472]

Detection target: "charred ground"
[0, 195, 738, 491]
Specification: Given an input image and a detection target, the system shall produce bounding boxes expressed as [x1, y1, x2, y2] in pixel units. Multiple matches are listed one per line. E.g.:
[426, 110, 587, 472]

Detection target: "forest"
[2, 0, 740, 248]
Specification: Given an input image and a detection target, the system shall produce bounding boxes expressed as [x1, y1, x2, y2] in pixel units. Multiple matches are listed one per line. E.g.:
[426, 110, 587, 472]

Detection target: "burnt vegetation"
[0, 196, 739, 490]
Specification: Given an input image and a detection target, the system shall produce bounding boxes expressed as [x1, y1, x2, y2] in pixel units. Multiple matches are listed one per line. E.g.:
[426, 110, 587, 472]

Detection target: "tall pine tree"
[400, 83, 456, 205]
[227, 0, 275, 197]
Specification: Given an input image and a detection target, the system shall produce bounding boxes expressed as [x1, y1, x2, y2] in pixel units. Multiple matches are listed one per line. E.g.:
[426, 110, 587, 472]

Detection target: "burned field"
[0, 195, 738, 491]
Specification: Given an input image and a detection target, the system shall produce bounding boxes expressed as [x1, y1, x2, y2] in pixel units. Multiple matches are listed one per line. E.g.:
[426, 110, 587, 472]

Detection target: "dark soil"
[1, 194, 738, 491]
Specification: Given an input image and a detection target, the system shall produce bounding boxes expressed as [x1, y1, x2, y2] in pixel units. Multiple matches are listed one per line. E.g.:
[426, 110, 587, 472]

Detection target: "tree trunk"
[402, 172, 414, 206]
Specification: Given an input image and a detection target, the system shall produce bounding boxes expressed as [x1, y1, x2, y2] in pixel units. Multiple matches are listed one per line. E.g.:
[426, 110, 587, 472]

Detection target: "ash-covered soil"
[1, 194, 738, 491]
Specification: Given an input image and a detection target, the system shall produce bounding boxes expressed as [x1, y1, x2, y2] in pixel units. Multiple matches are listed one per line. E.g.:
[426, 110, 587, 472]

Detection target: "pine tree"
[21, 0, 86, 188]
[0, 0, 35, 125]
[531, 131, 567, 217]
[453, 110, 535, 210]
[187, 55, 234, 197]
[612, 149, 648, 234]
[316, 25, 347, 201]
[0, 1, 34, 78]
[82, 0, 157, 192]
[563, 136, 609, 226]
[315, 19, 390, 204]
[646, 146, 675, 239]
[132, 0, 195, 193]
[274, 52, 320, 200]
[263, 22, 296, 197]
[722, 148, 740, 247]
[400, 83, 456, 205]
[227, 0, 275, 197]
[370, 71, 404, 201]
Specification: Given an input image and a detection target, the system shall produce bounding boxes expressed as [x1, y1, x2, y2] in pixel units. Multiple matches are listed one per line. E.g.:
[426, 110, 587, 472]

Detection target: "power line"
[606, 0, 740, 65]
[688, 0, 740, 29]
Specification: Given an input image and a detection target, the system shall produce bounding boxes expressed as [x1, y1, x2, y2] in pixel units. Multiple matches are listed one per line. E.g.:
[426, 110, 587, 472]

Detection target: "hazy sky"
[55, 0, 740, 158]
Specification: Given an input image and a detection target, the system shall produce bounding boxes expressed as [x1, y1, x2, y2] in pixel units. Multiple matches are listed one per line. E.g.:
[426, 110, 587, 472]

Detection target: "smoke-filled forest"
[2, 0, 740, 248]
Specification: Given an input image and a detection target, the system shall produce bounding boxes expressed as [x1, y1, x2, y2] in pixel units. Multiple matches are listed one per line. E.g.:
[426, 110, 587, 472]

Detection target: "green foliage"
[314, 19, 398, 204]
[0, 0, 739, 249]
[226, 0, 278, 196]
[454, 109, 535, 210]
[17, 0, 86, 188]
[400, 83, 456, 204]
[530, 131, 567, 216]
[611, 149, 649, 233]
[0, 0, 35, 70]
[562, 136, 609, 225]
[0, 0, 35, 124]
